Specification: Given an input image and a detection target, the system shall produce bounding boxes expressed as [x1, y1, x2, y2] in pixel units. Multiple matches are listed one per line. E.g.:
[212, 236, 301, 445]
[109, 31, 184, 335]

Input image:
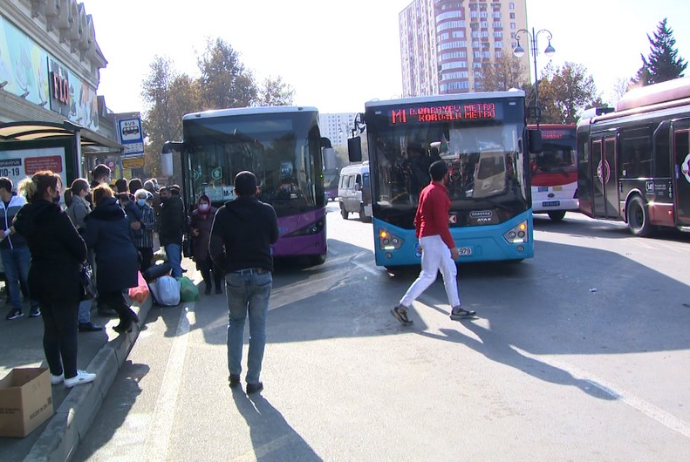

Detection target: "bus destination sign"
[390, 103, 499, 125]
[542, 129, 571, 140]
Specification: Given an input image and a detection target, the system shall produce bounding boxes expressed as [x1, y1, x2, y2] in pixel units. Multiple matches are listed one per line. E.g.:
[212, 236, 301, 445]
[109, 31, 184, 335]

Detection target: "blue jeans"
[165, 243, 182, 278]
[226, 270, 272, 384]
[78, 299, 92, 324]
[0, 246, 38, 310]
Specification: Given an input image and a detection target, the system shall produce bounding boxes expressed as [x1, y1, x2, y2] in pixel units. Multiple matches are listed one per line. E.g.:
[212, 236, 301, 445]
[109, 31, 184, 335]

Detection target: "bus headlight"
[285, 219, 325, 237]
[503, 221, 529, 244]
[379, 229, 404, 250]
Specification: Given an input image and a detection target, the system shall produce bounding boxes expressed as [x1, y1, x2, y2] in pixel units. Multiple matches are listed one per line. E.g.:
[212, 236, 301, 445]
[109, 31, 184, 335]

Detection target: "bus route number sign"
[390, 103, 498, 125]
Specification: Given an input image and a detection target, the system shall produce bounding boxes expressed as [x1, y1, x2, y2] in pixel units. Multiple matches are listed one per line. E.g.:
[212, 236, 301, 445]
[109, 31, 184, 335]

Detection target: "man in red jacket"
[392, 160, 476, 326]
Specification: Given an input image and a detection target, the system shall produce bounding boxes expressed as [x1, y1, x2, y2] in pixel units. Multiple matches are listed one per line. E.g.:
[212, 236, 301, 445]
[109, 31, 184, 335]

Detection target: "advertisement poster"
[0, 147, 67, 199]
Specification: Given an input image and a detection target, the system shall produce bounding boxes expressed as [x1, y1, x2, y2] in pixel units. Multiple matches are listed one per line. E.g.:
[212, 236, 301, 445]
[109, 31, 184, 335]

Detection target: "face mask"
[53, 194, 60, 204]
[137, 199, 147, 207]
[199, 203, 210, 211]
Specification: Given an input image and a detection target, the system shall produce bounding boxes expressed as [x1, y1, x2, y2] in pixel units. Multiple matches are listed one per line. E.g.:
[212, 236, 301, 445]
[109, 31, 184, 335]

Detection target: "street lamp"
[513, 27, 556, 126]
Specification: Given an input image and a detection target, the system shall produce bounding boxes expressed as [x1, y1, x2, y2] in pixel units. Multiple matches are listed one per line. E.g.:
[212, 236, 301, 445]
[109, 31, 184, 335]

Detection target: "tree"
[474, 51, 526, 91]
[141, 56, 202, 178]
[608, 77, 631, 107]
[257, 76, 295, 106]
[536, 62, 602, 124]
[197, 38, 257, 110]
[635, 18, 687, 85]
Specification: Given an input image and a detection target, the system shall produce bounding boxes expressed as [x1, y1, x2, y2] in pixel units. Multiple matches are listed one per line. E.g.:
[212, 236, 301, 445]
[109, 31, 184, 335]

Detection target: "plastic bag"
[149, 275, 180, 306]
[153, 247, 168, 262]
[177, 276, 199, 302]
[129, 271, 150, 304]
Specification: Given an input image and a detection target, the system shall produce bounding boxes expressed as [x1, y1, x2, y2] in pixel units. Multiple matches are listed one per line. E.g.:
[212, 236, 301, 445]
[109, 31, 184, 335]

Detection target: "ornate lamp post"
[513, 28, 556, 126]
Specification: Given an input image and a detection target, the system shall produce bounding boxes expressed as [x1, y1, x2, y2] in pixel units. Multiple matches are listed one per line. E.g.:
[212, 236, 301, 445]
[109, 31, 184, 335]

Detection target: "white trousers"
[399, 235, 461, 309]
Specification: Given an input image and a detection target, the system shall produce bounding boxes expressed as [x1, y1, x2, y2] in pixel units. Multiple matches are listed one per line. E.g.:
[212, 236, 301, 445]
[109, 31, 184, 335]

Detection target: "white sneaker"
[51, 374, 64, 385]
[64, 370, 96, 388]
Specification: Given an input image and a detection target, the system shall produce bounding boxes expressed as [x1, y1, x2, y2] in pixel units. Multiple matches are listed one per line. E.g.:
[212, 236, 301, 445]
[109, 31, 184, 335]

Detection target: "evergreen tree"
[638, 18, 687, 85]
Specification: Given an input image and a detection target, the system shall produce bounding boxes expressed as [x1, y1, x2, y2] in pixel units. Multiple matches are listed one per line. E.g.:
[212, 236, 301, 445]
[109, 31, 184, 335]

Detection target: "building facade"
[319, 112, 357, 147]
[0, 0, 127, 184]
[400, 0, 529, 96]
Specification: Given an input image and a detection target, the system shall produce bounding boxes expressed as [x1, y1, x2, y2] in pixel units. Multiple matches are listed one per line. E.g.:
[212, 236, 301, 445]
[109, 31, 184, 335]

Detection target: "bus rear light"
[504, 221, 529, 244]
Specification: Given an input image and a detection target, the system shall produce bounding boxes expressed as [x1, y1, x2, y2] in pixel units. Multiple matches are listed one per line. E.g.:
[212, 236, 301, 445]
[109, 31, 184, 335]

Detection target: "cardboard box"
[0, 367, 54, 438]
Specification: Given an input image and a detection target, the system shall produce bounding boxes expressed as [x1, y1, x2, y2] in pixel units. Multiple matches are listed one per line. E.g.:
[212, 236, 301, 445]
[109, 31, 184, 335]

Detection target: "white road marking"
[353, 260, 380, 276]
[514, 347, 690, 439]
[144, 304, 194, 460]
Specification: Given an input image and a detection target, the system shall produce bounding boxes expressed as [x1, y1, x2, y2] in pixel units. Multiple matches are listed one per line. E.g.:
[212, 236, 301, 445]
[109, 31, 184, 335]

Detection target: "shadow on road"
[232, 389, 322, 461]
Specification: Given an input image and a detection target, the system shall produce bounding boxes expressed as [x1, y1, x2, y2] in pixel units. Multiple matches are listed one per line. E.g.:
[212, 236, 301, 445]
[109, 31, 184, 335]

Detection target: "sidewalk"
[0, 292, 153, 462]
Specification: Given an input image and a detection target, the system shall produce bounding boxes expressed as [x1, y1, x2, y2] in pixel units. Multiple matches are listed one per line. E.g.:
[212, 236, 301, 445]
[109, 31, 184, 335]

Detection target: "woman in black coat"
[189, 194, 222, 294]
[13, 171, 96, 388]
[84, 184, 140, 333]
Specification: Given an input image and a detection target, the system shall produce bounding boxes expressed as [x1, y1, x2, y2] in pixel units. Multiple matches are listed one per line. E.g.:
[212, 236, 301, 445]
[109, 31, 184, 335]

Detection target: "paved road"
[74, 207, 690, 461]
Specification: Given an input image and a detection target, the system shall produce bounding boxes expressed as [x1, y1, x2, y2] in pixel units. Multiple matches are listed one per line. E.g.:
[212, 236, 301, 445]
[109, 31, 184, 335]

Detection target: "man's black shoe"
[97, 307, 118, 317]
[78, 322, 103, 332]
[246, 382, 263, 395]
[204, 285, 212, 295]
[229, 374, 241, 389]
[215, 287, 223, 295]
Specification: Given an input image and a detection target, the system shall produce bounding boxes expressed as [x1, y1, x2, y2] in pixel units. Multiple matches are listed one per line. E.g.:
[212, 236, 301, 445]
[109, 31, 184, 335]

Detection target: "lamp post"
[513, 27, 556, 127]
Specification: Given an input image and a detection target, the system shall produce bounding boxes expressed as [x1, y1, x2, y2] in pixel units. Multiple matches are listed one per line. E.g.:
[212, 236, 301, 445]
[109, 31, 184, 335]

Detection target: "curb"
[23, 299, 152, 462]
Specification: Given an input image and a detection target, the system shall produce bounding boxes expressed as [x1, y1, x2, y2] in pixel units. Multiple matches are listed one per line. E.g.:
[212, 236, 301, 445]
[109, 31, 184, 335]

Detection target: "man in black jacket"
[210, 171, 279, 395]
[159, 185, 186, 278]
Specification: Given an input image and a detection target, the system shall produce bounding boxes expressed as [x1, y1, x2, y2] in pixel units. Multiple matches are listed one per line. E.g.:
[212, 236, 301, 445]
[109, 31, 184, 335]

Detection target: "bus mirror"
[348, 136, 363, 163]
[528, 129, 543, 154]
[161, 141, 183, 177]
[322, 147, 336, 170]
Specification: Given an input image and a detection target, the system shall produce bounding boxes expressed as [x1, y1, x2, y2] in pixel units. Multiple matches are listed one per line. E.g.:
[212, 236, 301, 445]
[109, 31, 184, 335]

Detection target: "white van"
[338, 162, 372, 222]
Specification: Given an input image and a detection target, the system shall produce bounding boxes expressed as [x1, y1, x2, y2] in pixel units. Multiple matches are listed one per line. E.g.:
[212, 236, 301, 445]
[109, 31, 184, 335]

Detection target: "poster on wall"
[0, 147, 67, 201]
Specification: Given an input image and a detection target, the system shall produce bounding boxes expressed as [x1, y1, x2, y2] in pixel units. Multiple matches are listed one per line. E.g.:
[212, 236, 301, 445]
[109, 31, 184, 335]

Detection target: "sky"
[79, 0, 690, 115]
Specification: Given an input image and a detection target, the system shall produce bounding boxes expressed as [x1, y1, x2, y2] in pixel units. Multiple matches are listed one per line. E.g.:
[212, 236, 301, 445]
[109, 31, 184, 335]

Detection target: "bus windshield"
[369, 121, 528, 226]
[183, 111, 325, 217]
[530, 125, 576, 185]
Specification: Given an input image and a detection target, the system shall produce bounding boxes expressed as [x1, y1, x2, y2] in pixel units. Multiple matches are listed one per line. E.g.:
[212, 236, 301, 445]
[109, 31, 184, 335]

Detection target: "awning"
[0, 120, 124, 151]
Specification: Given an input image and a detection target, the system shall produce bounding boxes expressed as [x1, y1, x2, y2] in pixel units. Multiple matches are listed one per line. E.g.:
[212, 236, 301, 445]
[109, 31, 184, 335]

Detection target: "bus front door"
[591, 138, 619, 218]
[604, 138, 620, 218]
[673, 128, 690, 224]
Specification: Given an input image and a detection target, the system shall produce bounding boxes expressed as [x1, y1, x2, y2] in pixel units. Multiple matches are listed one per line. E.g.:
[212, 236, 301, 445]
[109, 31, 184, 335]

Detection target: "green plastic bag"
[177, 276, 199, 302]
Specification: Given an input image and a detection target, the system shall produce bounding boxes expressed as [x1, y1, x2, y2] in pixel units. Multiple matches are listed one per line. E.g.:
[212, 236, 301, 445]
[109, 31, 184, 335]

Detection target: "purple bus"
[178, 106, 331, 266]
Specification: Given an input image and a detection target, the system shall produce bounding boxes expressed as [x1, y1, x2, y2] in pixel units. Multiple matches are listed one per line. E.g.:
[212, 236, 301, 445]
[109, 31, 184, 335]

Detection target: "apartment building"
[400, 0, 528, 96]
[319, 113, 357, 147]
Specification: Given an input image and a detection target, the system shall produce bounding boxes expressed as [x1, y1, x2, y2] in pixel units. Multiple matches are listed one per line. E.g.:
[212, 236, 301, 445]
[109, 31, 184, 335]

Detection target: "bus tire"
[547, 211, 566, 222]
[309, 253, 327, 266]
[340, 205, 349, 220]
[627, 195, 653, 237]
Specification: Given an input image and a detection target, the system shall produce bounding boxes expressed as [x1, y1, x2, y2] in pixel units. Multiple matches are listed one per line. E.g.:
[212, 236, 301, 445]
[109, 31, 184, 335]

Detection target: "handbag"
[80, 262, 98, 301]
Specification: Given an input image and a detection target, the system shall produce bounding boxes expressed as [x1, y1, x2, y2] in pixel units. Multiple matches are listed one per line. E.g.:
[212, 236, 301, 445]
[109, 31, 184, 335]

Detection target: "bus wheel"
[340, 206, 349, 220]
[548, 211, 566, 222]
[309, 253, 327, 266]
[627, 196, 653, 237]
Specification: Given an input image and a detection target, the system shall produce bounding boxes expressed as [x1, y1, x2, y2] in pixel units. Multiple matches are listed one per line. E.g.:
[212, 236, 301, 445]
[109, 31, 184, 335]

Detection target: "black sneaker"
[246, 382, 263, 395]
[29, 306, 41, 318]
[391, 305, 413, 326]
[5, 308, 23, 321]
[229, 374, 241, 389]
[450, 306, 476, 320]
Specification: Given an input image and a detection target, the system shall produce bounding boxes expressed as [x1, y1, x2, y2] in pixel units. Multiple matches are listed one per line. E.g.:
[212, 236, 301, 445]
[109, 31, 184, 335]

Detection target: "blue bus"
[347, 91, 538, 269]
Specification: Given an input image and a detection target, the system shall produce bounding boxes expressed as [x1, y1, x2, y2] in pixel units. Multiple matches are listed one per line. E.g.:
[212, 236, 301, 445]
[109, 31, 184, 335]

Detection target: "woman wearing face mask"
[14, 171, 96, 388]
[189, 195, 221, 295]
[65, 178, 102, 333]
[131, 189, 156, 273]
[84, 184, 140, 334]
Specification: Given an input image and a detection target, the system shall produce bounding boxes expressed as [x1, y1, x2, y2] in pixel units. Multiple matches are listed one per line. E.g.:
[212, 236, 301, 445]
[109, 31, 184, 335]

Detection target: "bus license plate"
[457, 246, 473, 256]
[542, 201, 560, 207]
